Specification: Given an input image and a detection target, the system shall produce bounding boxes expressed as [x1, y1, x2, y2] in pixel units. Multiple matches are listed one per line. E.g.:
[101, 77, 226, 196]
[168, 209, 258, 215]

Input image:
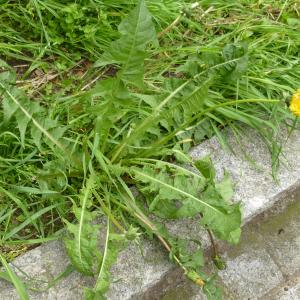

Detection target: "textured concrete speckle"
[106, 239, 171, 300]
[219, 249, 283, 299]
[258, 200, 300, 277]
[0, 240, 94, 300]
[262, 275, 300, 300]
[276, 283, 300, 300]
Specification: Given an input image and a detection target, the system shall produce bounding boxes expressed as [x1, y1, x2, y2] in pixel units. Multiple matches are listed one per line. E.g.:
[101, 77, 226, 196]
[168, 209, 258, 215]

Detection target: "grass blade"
[0, 255, 29, 300]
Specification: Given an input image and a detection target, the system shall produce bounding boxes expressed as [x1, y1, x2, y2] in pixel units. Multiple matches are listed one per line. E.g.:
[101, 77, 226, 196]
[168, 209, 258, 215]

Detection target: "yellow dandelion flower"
[290, 89, 300, 116]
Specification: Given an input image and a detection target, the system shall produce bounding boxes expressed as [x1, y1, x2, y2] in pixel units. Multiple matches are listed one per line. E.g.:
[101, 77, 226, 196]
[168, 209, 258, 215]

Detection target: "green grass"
[0, 0, 299, 299]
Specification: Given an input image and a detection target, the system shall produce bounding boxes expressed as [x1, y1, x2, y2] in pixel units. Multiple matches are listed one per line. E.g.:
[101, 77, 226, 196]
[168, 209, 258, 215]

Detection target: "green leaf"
[64, 176, 100, 276]
[227, 227, 241, 245]
[0, 255, 29, 300]
[222, 42, 248, 82]
[286, 17, 300, 26]
[94, 0, 157, 87]
[0, 61, 66, 151]
[194, 156, 216, 182]
[64, 208, 99, 275]
[212, 255, 226, 270]
[215, 171, 234, 202]
[132, 162, 241, 243]
[15, 102, 41, 147]
[203, 275, 222, 300]
[92, 220, 127, 297]
[181, 248, 204, 269]
[84, 288, 106, 300]
[0, 271, 12, 283]
[2, 96, 19, 122]
[133, 162, 206, 218]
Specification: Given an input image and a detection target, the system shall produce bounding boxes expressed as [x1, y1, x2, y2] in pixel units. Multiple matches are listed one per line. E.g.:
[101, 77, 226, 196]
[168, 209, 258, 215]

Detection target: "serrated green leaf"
[182, 249, 204, 269]
[64, 209, 100, 275]
[133, 162, 241, 243]
[0, 81, 65, 151]
[194, 156, 216, 182]
[15, 112, 30, 148]
[15, 101, 41, 147]
[215, 171, 234, 202]
[93, 219, 127, 297]
[203, 276, 222, 300]
[94, 0, 157, 87]
[133, 163, 206, 218]
[222, 42, 248, 82]
[64, 176, 100, 276]
[84, 288, 106, 300]
[2, 97, 18, 122]
[200, 201, 241, 244]
[227, 227, 241, 245]
[30, 122, 43, 149]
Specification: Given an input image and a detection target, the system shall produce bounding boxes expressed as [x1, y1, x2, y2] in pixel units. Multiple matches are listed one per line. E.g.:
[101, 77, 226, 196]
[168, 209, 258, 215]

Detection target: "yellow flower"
[290, 89, 300, 116]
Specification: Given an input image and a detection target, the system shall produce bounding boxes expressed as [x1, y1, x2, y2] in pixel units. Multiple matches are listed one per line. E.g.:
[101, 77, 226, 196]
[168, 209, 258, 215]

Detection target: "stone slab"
[265, 279, 300, 300]
[1, 129, 300, 299]
[258, 200, 300, 277]
[219, 249, 283, 299]
[276, 283, 300, 300]
[0, 241, 94, 300]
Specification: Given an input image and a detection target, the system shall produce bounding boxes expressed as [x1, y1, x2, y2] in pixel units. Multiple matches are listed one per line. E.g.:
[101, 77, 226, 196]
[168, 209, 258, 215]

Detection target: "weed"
[0, 1, 299, 299]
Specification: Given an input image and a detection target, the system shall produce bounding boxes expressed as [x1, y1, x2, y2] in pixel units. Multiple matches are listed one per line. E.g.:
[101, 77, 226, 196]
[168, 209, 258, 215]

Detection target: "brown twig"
[207, 228, 218, 258]
[157, 15, 182, 38]
[157, 2, 206, 38]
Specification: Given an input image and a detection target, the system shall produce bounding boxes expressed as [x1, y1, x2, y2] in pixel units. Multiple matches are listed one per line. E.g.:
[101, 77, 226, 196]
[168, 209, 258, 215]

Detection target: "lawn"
[0, 1, 299, 299]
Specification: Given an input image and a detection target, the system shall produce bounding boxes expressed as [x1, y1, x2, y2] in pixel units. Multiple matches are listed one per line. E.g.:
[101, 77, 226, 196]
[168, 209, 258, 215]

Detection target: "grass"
[0, 0, 299, 299]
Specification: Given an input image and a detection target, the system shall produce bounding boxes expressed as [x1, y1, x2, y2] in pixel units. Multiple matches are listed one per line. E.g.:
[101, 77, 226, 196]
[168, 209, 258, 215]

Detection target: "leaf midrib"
[134, 169, 225, 216]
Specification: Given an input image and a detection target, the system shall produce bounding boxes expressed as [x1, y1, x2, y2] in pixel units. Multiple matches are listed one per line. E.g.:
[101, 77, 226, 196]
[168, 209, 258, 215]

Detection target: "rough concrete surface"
[161, 199, 300, 300]
[0, 241, 94, 300]
[1, 129, 300, 299]
[219, 249, 284, 299]
[260, 200, 300, 277]
[265, 278, 300, 300]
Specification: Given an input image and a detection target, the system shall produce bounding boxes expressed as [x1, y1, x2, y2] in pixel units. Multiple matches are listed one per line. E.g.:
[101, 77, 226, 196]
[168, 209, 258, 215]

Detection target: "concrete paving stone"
[214, 221, 286, 300]
[262, 274, 300, 300]
[257, 200, 300, 277]
[161, 275, 235, 300]
[164, 218, 211, 249]
[219, 249, 283, 299]
[277, 283, 300, 300]
[162, 281, 207, 300]
[106, 239, 171, 300]
[0, 240, 94, 300]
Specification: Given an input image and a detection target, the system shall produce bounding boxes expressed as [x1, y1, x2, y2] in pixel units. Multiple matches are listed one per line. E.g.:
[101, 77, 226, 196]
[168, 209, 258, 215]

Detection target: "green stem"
[93, 191, 125, 233]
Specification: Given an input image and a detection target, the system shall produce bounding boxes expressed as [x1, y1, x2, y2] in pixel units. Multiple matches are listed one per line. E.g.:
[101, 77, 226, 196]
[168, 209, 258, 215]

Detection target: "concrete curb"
[1, 129, 300, 300]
